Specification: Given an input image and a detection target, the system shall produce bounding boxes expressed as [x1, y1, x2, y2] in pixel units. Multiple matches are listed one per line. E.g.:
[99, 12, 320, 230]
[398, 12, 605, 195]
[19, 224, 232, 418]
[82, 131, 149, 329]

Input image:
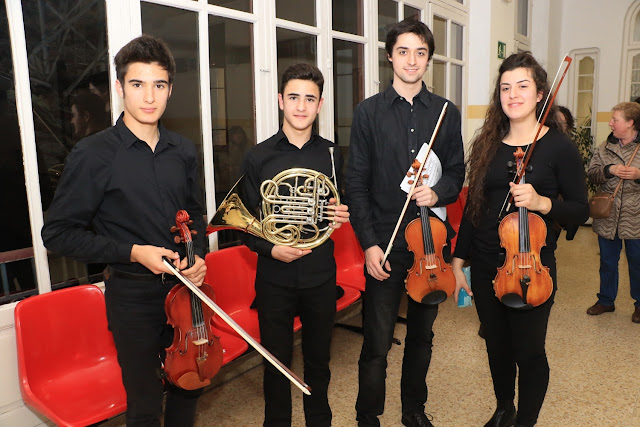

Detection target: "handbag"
[589, 142, 640, 219]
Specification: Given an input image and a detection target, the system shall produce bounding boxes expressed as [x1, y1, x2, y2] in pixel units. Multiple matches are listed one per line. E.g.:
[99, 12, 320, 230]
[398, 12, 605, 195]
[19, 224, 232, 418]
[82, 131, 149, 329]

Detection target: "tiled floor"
[103, 226, 640, 426]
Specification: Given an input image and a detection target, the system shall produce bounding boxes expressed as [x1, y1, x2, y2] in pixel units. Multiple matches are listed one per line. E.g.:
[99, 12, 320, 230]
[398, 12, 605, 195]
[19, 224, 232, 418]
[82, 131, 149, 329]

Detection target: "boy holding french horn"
[239, 63, 349, 427]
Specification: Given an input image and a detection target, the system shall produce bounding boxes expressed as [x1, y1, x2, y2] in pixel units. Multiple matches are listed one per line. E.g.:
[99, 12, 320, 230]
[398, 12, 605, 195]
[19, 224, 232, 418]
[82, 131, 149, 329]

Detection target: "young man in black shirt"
[241, 63, 349, 427]
[42, 35, 206, 426]
[346, 20, 465, 427]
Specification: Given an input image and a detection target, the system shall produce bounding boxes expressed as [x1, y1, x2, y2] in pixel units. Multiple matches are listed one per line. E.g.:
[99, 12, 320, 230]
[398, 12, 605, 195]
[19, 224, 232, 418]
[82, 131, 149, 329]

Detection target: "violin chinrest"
[501, 293, 533, 310]
[420, 290, 448, 306]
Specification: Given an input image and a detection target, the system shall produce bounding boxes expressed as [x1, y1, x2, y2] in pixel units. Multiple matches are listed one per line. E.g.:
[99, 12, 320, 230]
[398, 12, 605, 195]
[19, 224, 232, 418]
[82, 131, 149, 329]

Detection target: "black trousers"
[471, 250, 556, 427]
[104, 274, 202, 427]
[255, 276, 337, 427]
[356, 250, 438, 426]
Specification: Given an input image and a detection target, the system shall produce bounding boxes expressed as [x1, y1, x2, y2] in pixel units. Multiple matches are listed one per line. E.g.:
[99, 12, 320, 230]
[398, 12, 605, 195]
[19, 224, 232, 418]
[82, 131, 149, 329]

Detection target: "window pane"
[576, 92, 592, 123]
[452, 22, 463, 60]
[450, 64, 462, 110]
[578, 76, 594, 91]
[208, 16, 255, 191]
[333, 0, 363, 35]
[631, 84, 640, 102]
[379, 48, 393, 93]
[276, 29, 317, 89]
[208, 0, 251, 13]
[22, 0, 111, 288]
[517, 0, 528, 37]
[404, 6, 420, 21]
[277, 0, 314, 26]
[333, 40, 364, 160]
[0, 3, 38, 304]
[276, 29, 317, 128]
[579, 57, 594, 74]
[433, 16, 446, 56]
[142, 4, 203, 191]
[432, 60, 446, 98]
[378, 0, 398, 42]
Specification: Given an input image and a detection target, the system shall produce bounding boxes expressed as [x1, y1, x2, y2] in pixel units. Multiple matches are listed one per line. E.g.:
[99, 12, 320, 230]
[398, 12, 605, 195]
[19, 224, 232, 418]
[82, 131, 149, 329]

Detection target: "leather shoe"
[633, 306, 640, 323]
[484, 402, 516, 427]
[586, 303, 615, 315]
[401, 412, 434, 427]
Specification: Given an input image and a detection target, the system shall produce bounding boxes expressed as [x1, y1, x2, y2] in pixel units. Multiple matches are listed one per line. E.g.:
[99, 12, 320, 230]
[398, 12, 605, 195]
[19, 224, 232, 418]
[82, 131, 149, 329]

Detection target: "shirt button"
[411, 149, 415, 153]
[400, 97, 404, 100]
[411, 108, 413, 112]
[411, 128, 414, 132]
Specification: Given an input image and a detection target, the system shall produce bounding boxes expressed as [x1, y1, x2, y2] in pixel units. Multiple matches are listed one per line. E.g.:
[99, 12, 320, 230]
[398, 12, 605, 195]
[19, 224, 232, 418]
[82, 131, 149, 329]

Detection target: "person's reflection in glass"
[70, 91, 111, 142]
[228, 126, 252, 183]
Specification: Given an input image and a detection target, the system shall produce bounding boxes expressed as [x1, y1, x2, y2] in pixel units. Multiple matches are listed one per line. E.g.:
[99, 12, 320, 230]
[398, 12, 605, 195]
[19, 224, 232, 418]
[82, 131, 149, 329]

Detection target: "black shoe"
[401, 412, 434, 427]
[484, 402, 516, 427]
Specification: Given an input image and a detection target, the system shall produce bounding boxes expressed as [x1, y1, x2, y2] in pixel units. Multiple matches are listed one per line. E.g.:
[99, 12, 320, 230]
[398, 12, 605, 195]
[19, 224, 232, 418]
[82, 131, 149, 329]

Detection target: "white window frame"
[620, 1, 640, 102]
[429, 2, 468, 138]
[514, 0, 531, 51]
[568, 48, 599, 138]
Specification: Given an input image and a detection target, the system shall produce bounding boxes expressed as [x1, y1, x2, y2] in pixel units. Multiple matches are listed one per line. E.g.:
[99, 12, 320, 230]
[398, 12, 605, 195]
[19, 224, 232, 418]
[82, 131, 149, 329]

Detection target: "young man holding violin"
[346, 19, 464, 427]
[42, 35, 206, 426]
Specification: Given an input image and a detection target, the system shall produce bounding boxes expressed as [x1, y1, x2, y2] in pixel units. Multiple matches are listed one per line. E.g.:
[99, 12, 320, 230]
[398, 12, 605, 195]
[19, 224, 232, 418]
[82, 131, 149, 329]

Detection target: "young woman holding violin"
[451, 52, 588, 427]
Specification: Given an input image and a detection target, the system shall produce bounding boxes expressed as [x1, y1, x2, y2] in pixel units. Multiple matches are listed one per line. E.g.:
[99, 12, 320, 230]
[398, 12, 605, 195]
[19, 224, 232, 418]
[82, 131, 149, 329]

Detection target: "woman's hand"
[452, 257, 473, 303]
[509, 182, 552, 214]
[611, 164, 640, 180]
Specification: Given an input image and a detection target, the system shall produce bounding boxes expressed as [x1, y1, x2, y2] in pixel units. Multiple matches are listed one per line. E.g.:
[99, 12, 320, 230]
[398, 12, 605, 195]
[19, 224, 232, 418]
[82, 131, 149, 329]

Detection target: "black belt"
[107, 267, 178, 285]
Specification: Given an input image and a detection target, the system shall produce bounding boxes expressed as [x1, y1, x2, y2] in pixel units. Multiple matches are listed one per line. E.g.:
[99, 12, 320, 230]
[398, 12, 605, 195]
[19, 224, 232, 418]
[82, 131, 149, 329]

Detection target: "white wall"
[552, 0, 629, 109]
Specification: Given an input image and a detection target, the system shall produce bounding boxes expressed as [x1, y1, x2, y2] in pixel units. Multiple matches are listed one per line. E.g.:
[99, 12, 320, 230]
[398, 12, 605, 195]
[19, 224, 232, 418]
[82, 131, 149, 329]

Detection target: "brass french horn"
[207, 168, 340, 249]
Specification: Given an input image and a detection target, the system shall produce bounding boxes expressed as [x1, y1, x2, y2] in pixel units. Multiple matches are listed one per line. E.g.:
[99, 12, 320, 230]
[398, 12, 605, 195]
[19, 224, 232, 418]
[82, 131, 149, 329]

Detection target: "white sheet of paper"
[400, 143, 446, 221]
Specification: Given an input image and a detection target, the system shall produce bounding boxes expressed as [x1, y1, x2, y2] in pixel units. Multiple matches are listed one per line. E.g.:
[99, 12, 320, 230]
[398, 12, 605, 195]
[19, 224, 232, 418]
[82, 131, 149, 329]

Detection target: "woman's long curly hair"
[465, 52, 558, 226]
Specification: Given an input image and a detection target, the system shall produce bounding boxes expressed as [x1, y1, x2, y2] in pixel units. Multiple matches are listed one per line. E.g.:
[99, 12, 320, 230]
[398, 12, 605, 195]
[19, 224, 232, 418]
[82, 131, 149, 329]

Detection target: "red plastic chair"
[446, 186, 469, 253]
[14, 285, 126, 427]
[336, 285, 361, 311]
[205, 245, 302, 343]
[330, 222, 366, 292]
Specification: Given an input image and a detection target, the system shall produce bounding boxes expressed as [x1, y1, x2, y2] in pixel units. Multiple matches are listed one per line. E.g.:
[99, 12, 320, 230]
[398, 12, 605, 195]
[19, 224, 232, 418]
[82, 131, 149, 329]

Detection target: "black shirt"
[453, 129, 589, 260]
[41, 114, 206, 274]
[346, 83, 465, 252]
[241, 130, 342, 289]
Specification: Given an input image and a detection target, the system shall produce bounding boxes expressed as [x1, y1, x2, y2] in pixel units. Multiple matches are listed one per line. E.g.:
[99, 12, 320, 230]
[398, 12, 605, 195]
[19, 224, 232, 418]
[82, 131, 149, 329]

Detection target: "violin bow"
[381, 102, 448, 266]
[498, 55, 573, 218]
[162, 257, 312, 396]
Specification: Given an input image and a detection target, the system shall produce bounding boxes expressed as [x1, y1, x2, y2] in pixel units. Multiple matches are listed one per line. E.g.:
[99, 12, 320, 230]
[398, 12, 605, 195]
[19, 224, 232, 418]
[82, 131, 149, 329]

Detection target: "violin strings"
[186, 239, 207, 358]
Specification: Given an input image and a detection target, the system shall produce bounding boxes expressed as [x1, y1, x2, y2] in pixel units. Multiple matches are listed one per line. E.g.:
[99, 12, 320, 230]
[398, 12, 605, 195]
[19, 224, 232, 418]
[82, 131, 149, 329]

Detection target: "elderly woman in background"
[586, 102, 640, 324]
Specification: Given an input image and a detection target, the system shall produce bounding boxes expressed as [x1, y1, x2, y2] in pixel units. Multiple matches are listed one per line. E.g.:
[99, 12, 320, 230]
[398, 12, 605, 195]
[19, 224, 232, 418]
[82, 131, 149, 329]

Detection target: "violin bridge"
[192, 338, 209, 346]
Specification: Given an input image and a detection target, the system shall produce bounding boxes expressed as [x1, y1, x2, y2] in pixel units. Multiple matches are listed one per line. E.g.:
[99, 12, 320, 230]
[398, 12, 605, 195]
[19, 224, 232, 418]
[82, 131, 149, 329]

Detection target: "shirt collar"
[274, 128, 319, 150]
[115, 112, 178, 148]
[383, 81, 432, 107]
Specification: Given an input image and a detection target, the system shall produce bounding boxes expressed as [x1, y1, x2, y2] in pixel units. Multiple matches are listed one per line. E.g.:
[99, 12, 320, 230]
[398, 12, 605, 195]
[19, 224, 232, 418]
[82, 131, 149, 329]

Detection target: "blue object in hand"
[458, 266, 473, 308]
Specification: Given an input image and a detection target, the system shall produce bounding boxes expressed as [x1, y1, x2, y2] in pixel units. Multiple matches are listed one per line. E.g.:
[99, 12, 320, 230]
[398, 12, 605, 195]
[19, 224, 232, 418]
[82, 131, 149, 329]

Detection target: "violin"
[404, 159, 455, 305]
[164, 210, 223, 390]
[493, 147, 552, 309]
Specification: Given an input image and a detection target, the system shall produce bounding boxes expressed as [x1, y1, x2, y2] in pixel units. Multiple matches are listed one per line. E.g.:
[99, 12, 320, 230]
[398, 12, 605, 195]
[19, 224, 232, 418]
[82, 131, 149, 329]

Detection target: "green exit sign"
[498, 41, 506, 59]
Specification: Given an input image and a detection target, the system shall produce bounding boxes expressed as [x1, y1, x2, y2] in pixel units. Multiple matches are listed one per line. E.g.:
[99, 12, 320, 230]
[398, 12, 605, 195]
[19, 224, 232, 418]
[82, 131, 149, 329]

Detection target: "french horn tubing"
[207, 164, 340, 249]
